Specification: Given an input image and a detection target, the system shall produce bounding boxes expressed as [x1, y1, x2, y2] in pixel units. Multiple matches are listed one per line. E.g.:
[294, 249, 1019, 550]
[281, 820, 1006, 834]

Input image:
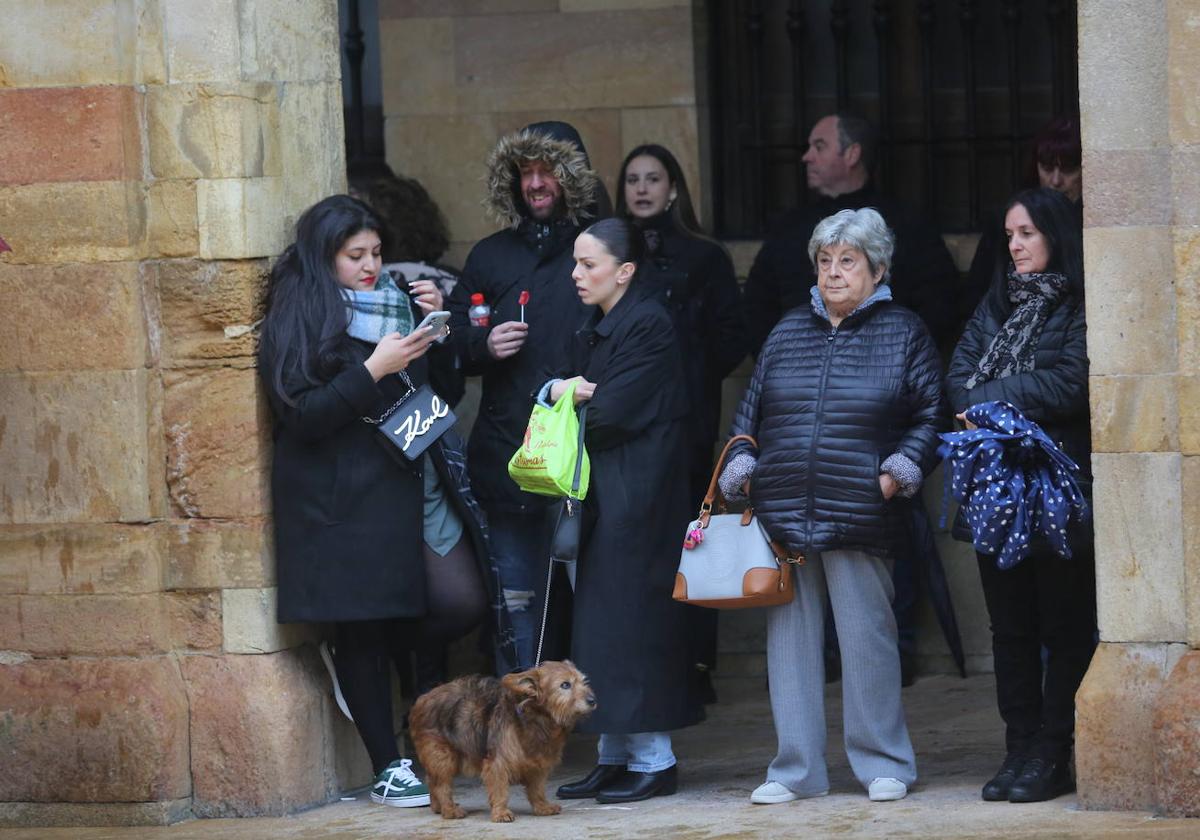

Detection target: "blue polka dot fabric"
[938, 400, 1088, 570]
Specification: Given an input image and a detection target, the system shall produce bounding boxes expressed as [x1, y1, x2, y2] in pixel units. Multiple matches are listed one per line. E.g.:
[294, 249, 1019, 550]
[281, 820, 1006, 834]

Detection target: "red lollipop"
[518, 289, 530, 323]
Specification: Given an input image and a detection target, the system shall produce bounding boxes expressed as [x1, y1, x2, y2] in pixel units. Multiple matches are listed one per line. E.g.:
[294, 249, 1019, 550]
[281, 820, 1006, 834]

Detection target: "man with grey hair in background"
[742, 113, 963, 687]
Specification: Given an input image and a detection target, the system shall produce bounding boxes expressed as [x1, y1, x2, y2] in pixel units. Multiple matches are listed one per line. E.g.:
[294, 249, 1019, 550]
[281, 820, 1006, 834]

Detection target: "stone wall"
[377, 0, 704, 265]
[1073, 0, 1200, 817]
[0, 0, 368, 826]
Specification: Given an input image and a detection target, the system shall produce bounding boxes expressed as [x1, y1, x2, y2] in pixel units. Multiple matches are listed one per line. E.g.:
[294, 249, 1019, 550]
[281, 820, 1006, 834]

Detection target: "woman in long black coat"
[258, 195, 510, 809]
[542, 218, 703, 805]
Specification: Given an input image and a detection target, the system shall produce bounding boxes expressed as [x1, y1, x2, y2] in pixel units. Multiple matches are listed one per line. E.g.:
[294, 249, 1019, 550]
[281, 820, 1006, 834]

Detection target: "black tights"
[333, 538, 487, 773]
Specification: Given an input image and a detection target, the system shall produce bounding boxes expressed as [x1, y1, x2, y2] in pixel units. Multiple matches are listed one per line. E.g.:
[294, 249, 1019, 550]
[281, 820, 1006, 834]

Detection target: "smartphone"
[414, 310, 451, 336]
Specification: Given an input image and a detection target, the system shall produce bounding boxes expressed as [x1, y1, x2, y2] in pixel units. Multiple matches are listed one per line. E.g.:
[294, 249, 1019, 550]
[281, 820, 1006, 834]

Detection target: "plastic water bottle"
[468, 293, 491, 327]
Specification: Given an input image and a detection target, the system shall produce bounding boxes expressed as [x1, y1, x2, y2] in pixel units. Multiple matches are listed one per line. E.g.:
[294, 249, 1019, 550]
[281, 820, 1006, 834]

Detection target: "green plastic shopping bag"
[507, 381, 590, 498]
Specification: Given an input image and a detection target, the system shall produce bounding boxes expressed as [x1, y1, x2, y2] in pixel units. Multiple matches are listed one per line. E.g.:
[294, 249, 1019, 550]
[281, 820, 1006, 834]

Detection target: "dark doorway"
[706, 0, 1079, 238]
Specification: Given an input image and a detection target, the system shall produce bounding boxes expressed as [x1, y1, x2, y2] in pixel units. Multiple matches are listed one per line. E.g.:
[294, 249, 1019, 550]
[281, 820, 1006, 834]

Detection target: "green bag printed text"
[507, 381, 590, 499]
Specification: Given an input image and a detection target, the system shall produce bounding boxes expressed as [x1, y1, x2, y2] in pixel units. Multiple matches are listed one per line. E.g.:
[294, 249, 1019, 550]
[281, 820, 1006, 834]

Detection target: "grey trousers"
[765, 549, 917, 794]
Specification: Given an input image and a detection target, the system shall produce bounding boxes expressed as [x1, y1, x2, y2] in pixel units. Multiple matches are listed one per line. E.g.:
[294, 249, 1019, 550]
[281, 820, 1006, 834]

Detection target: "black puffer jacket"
[946, 285, 1091, 493]
[448, 122, 600, 513]
[729, 294, 947, 557]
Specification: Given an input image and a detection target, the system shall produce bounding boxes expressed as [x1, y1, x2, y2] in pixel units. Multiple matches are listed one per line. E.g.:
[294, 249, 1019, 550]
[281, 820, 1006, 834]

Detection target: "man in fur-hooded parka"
[447, 121, 602, 669]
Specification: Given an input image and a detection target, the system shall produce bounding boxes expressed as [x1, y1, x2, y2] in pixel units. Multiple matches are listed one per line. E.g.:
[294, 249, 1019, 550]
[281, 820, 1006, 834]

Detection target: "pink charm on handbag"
[683, 521, 705, 550]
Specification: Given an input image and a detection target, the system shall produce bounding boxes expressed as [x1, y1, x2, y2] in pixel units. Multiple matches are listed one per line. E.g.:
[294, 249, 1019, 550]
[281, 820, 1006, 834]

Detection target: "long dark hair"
[581, 217, 645, 274]
[1024, 115, 1082, 189]
[615, 144, 707, 237]
[260, 195, 383, 405]
[993, 187, 1085, 301]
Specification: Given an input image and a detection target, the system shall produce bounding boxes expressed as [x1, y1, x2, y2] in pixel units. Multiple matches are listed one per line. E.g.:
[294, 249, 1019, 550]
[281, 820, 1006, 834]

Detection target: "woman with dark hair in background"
[259, 194, 504, 809]
[616, 143, 747, 698]
[542, 217, 704, 805]
[961, 116, 1083, 324]
[948, 187, 1094, 804]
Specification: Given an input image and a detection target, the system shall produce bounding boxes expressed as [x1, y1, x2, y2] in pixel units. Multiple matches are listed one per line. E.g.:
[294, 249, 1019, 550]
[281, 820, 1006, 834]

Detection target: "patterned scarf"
[343, 270, 415, 343]
[965, 268, 1068, 389]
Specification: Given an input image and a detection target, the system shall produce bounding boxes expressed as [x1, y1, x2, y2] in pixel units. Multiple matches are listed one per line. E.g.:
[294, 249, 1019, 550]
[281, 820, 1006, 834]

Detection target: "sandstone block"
[1079, 149, 1172, 228]
[1083, 227, 1177, 376]
[163, 367, 269, 518]
[0, 87, 142, 187]
[0, 799, 192, 828]
[146, 83, 281, 180]
[146, 179, 199, 258]
[0, 594, 167, 656]
[166, 589, 223, 651]
[1180, 376, 1200, 455]
[196, 177, 287, 260]
[0, 657, 190, 803]
[1182, 456, 1200, 646]
[0, 0, 164, 86]
[620, 106, 702, 218]
[1168, 0, 1200, 145]
[1088, 374, 1179, 453]
[0, 181, 146, 264]
[165, 517, 274, 590]
[222, 587, 319, 654]
[380, 17, 457, 117]
[1154, 651, 1200, 815]
[162, 0, 241, 83]
[1171, 148, 1200, 227]
[1176, 227, 1200, 375]
[152, 258, 268, 366]
[238, 0, 340, 82]
[1092, 452, 1186, 643]
[1078, 0, 1169, 151]
[0, 370, 159, 524]
[182, 649, 347, 816]
[0, 261, 150, 372]
[452, 7, 694, 113]
[277, 81, 347, 223]
[0, 523, 164, 595]
[1076, 642, 1187, 811]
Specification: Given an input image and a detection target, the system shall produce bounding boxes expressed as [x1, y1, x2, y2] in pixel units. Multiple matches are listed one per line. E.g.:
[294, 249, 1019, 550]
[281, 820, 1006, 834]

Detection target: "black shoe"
[1008, 757, 1074, 803]
[981, 752, 1026, 801]
[594, 765, 678, 804]
[556, 764, 628, 799]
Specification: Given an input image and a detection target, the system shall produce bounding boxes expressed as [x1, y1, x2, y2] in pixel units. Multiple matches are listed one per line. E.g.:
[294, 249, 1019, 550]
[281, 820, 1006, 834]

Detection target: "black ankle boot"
[556, 765, 628, 799]
[981, 752, 1026, 801]
[594, 765, 678, 804]
[1008, 757, 1073, 803]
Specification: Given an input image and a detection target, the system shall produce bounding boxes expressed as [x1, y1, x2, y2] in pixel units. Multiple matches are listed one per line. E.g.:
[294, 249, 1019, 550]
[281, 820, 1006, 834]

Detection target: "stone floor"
[2, 674, 1193, 839]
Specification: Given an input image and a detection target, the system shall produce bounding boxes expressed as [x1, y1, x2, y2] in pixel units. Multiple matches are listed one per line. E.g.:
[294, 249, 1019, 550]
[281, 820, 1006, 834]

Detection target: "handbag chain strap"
[361, 369, 417, 425]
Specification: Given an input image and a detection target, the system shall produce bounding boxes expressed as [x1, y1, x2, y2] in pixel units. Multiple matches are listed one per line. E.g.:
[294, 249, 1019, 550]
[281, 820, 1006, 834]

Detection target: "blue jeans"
[487, 510, 547, 671]
[597, 732, 676, 773]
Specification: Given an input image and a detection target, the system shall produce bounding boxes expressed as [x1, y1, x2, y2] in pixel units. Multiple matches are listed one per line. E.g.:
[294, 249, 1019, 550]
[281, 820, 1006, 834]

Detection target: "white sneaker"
[319, 641, 354, 722]
[868, 777, 908, 801]
[750, 781, 827, 804]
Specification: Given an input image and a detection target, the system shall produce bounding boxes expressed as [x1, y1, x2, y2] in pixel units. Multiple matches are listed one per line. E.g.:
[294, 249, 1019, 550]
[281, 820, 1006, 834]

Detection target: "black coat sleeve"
[260, 344, 384, 443]
[701, 245, 749, 380]
[897, 319, 951, 473]
[584, 312, 680, 452]
[447, 247, 497, 377]
[743, 238, 785, 358]
[888, 216, 961, 349]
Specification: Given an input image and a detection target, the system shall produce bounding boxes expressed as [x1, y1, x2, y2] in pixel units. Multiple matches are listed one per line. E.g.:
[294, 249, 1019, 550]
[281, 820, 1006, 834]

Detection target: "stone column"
[1074, 0, 1200, 817]
[0, 0, 368, 826]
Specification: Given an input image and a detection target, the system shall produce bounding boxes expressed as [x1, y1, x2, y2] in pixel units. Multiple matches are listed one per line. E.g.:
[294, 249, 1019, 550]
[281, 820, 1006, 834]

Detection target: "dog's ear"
[501, 671, 539, 699]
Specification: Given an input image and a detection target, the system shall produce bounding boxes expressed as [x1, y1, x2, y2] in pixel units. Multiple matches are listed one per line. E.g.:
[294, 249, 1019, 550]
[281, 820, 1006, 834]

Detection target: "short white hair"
[807, 207, 895, 283]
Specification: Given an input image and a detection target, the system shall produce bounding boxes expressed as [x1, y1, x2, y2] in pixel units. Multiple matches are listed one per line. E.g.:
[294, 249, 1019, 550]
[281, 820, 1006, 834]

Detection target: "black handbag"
[363, 370, 456, 460]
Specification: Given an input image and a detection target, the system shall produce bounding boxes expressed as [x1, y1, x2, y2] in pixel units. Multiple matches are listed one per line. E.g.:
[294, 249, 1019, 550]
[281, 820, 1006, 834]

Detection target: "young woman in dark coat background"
[258, 195, 502, 809]
[947, 187, 1094, 804]
[616, 143, 748, 699]
[542, 218, 704, 805]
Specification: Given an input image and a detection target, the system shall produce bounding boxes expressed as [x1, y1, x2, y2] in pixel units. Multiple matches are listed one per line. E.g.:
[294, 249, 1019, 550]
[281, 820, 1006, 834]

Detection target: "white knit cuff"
[718, 451, 757, 501]
[881, 452, 923, 498]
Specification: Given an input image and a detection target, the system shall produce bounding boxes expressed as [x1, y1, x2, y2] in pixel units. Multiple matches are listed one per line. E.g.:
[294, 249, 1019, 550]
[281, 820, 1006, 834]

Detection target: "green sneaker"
[370, 758, 430, 808]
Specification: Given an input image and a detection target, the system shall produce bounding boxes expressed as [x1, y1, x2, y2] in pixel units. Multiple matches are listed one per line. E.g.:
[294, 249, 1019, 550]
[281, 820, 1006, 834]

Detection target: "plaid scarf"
[966, 268, 1068, 390]
[344, 270, 414, 343]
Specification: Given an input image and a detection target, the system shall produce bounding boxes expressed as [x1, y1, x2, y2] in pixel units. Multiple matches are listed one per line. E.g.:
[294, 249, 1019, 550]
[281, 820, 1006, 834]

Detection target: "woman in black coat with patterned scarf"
[947, 187, 1095, 805]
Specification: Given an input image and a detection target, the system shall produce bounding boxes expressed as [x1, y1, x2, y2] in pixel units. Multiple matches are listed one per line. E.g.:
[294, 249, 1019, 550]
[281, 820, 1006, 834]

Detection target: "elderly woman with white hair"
[721, 207, 947, 804]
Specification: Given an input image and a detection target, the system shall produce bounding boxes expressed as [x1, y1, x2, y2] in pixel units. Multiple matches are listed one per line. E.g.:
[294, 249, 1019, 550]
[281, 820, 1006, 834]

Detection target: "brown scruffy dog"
[409, 660, 596, 822]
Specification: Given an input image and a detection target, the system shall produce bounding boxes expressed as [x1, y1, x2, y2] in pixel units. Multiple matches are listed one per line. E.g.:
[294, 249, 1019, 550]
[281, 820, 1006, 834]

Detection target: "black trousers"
[976, 543, 1097, 762]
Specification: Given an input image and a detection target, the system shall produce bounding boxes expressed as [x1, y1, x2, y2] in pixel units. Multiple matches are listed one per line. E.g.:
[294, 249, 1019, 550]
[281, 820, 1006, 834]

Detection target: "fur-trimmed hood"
[484, 121, 600, 229]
